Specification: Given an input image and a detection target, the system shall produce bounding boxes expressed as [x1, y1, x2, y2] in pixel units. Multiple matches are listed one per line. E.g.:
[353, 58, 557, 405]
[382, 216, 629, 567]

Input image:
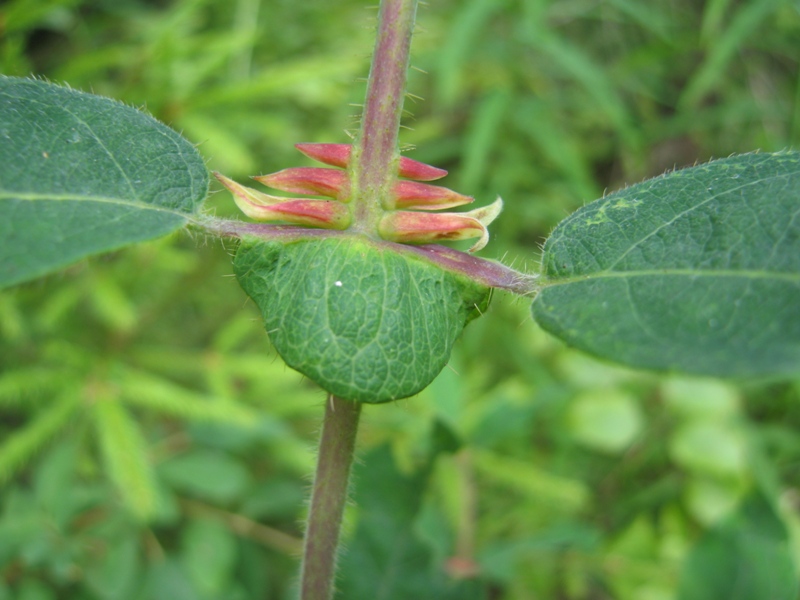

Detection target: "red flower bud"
[244, 199, 351, 229]
[294, 143, 448, 181]
[380, 211, 484, 244]
[379, 197, 503, 252]
[294, 143, 350, 169]
[397, 156, 448, 181]
[216, 144, 501, 251]
[213, 172, 351, 229]
[254, 167, 349, 200]
[393, 180, 473, 210]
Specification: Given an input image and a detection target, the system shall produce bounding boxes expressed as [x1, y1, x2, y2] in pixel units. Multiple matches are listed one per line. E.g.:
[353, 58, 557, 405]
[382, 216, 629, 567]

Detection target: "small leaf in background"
[158, 449, 251, 504]
[16, 579, 55, 600]
[532, 151, 800, 378]
[234, 236, 490, 403]
[661, 377, 741, 419]
[33, 438, 80, 529]
[670, 421, 747, 477]
[478, 523, 601, 585]
[240, 479, 307, 521]
[181, 518, 238, 598]
[0, 77, 208, 288]
[678, 492, 798, 600]
[472, 450, 590, 512]
[684, 477, 746, 526]
[93, 396, 158, 521]
[567, 388, 644, 454]
[84, 537, 141, 600]
[142, 559, 200, 600]
[0, 393, 80, 484]
[336, 445, 488, 600]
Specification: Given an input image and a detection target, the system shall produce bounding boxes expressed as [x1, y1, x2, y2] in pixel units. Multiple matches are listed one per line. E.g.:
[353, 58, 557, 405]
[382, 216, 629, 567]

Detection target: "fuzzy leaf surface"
[0, 77, 208, 288]
[234, 236, 490, 403]
[532, 151, 800, 377]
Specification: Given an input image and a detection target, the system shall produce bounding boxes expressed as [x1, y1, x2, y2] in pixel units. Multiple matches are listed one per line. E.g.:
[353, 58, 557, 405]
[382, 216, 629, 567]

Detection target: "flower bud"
[393, 180, 473, 210]
[379, 197, 503, 252]
[294, 143, 448, 180]
[213, 172, 350, 229]
[254, 168, 349, 200]
[240, 199, 351, 229]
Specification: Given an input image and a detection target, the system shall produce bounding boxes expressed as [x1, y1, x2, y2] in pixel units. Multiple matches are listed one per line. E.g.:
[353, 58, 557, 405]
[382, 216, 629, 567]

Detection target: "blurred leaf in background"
[2, 0, 800, 598]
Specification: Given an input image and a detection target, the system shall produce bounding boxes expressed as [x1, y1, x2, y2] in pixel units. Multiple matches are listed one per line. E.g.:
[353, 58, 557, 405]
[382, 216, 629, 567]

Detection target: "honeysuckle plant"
[1, 0, 799, 598]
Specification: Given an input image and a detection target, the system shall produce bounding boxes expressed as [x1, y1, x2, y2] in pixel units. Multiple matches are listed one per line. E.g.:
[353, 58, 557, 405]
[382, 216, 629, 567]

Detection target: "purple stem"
[299, 396, 361, 600]
[299, 3, 417, 599]
[349, 0, 418, 231]
[199, 217, 539, 296]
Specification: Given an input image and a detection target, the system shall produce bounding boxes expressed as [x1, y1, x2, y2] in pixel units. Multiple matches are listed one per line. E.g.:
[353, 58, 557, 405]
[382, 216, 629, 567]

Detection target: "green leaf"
[116, 367, 260, 429]
[0, 76, 208, 288]
[93, 397, 158, 521]
[85, 537, 141, 600]
[234, 235, 490, 403]
[181, 518, 238, 598]
[33, 438, 80, 528]
[678, 492, 798, 600]
[158, 449, 251, 504]
[143, 560, 201, 600]
[532, 151, 800, 377]
[567, 389, 644, 454]
[0, 393, 80, 483]
[670, 421, 747, 477]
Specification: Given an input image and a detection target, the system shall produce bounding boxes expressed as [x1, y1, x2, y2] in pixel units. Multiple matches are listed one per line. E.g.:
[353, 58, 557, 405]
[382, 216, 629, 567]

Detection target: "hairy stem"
[299, 395, 362, 600]
[299, 5, 418, 597]
[350, 0, 418, 232]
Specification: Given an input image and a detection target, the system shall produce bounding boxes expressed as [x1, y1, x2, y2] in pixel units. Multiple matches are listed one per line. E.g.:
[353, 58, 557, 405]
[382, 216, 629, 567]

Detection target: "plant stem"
[350, 0, 418, 232]
[299, 395, 362, 600]
[298, 4, 416, 597]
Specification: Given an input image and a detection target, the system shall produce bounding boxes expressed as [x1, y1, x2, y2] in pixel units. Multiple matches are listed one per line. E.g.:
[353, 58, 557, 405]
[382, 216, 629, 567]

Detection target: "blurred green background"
[2, 0, 800, 598]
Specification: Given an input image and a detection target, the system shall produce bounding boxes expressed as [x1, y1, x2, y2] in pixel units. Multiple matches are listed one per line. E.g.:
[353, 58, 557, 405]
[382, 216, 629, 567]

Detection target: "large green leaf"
[532, 151, 800, 377]
[0, 77, 208, 288]
[234, 235, 490, 403]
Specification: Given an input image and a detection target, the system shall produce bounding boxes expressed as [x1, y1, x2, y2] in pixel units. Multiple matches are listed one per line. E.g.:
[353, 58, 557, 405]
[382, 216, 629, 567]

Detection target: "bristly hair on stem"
[299, 395, 361, 600]
[297, 3, 419, 599]
[347, 0, 418, 234]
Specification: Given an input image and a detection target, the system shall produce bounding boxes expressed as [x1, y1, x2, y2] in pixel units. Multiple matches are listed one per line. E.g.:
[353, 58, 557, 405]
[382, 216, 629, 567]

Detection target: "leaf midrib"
[541, 268, 800, 287]
[0, 191, 193, 216]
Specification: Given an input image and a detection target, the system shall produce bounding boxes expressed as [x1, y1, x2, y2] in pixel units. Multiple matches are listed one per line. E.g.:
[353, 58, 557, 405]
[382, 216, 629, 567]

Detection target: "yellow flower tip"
[213, 171, 283, 207]
[463, 197, 503, 252]
[378, 197, 503, 252]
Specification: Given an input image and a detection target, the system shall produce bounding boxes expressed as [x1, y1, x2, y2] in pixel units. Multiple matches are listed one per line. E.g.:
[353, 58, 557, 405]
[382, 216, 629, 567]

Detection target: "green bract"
[532, 151, 800, 377]
[234, 235, 490, 403]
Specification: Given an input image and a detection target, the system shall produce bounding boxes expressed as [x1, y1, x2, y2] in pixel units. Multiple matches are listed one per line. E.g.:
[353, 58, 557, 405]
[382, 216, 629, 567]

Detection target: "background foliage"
[2, 0, 800, 598]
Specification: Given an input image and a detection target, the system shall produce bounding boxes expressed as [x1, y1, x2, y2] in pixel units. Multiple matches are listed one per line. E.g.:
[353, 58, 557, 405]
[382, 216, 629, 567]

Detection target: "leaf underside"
[234, 236, 490, 403]
[0, 76, 208, 288]
[532, 151, 800, 377]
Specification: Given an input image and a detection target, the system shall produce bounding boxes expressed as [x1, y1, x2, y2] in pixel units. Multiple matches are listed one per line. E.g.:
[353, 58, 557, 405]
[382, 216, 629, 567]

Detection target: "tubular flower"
[214, 143, 502, 251]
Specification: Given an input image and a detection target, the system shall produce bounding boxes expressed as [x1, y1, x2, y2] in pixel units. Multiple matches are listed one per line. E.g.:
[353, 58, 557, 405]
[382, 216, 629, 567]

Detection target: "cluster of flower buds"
[214, 143, 502, 251]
